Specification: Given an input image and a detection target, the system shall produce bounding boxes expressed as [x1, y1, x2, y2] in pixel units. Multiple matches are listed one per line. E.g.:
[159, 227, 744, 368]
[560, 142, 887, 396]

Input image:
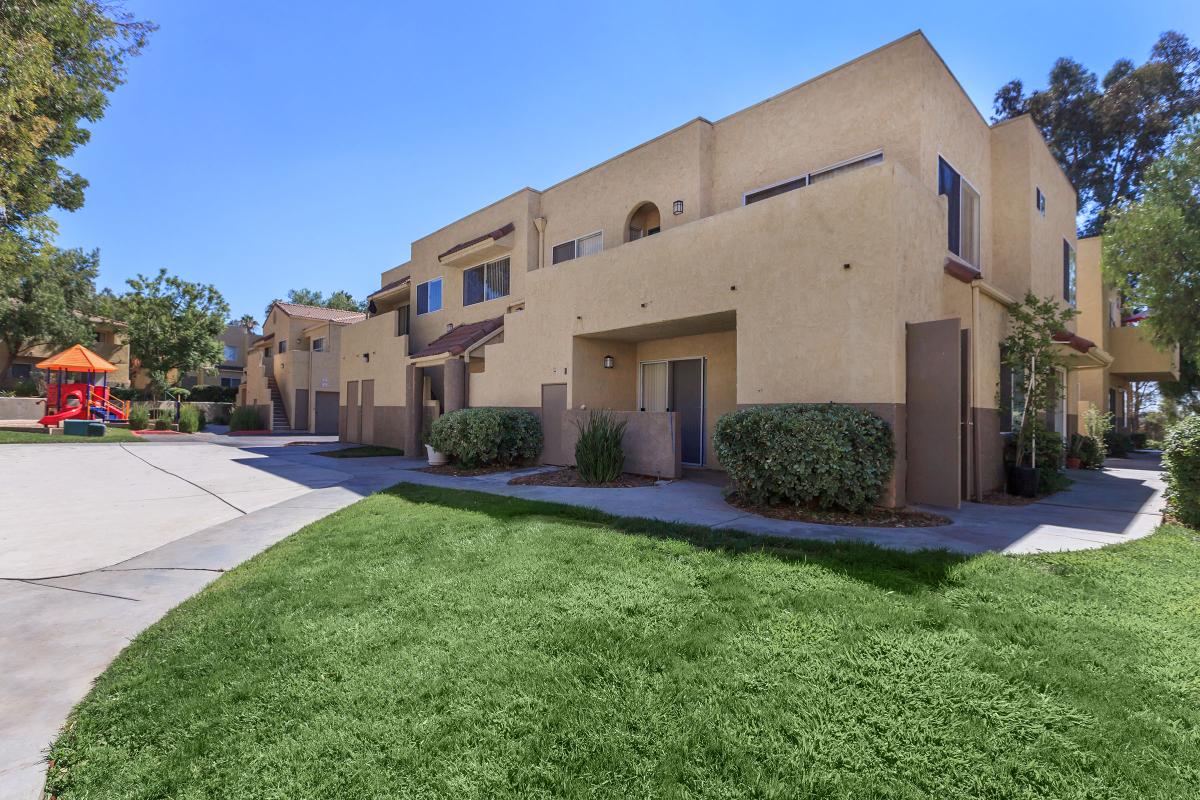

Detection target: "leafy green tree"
[0, 1, 154, 259]
[281, 288, 364, 312]
[993, 31, 1200, 234]
[1103, 125, 1200, 366]
[1000, 293, 1079, 468]
[286, 288, 326, 307]
[0, 245, 99, 376]
[121, 269, 230, 397]
[325, 290, 364, 312]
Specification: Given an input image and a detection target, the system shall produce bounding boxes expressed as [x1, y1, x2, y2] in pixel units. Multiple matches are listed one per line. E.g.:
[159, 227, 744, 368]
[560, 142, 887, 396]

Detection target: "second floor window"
[278, 339, 287, 354]
[417, 278, 443, 315]
[223, 345, 238, 363]
[1063, 240, 1077, 305]
[938, 156, 980, 268]
[396, 305, 409, 336]
[463, 257, 511, 306]
[312, 337, 326, 352]
[552, 231, 603, 264]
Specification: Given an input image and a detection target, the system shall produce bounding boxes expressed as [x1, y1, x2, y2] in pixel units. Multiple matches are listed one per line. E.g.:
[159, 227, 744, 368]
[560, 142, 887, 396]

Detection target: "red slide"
[38, 390, 85, 426]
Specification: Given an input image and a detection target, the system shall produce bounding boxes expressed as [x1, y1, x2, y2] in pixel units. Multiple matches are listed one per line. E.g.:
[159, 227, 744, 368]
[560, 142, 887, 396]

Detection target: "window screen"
[463, 257, 510, 306]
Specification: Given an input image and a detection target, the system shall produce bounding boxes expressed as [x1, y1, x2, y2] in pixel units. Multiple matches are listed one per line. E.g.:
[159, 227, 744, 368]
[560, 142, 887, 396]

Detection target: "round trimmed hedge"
[429, 408, 543, 468]
[713, 403, 895, 513]
[1163, 415, 1200, 528]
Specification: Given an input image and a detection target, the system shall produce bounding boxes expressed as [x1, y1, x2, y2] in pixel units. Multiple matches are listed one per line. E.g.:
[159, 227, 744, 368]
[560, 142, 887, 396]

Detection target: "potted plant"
[1066, 434, 1084, 470]
[1000, 293, 1078, 497]
[421, 416, 448, 465]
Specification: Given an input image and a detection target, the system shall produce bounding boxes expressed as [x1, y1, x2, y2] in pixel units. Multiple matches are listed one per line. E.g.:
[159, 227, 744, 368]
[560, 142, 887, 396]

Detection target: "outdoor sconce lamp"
[603, 355, 615, 369]
[673, 200, 684, 215]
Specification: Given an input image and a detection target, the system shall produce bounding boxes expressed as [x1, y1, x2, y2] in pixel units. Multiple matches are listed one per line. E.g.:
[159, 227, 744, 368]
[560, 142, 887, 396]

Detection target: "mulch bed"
[979, 491, 1041, 506]
[508, 468, 660, 488]
[419, 463, 524, 478]
[131, 429, 183, 436]
[726, 494, 950, 527]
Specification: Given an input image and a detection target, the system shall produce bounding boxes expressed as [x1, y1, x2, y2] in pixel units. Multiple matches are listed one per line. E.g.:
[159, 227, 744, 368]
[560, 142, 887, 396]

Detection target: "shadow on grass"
[382, 482, 972, 595]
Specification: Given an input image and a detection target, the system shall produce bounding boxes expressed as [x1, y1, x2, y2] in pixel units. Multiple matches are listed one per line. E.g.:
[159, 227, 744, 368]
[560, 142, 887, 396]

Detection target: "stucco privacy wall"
[0, 397, 46, 419]
[472, 162, 923, 412]
[562, 410, 682, 479]
[340, 323, 409, 448]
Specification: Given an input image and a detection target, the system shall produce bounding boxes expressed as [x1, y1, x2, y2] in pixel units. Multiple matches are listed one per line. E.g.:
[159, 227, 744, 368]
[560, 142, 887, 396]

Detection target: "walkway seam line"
[118, 444, 249, 515]
[7, 579, 140, 602]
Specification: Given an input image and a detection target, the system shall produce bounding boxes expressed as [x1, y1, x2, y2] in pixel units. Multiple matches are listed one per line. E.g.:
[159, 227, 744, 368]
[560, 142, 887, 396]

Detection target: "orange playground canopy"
[35, 344, 119, 373]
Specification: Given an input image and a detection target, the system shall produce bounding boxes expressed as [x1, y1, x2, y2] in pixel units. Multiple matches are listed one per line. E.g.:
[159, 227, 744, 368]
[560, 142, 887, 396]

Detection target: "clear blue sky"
[52, 0, 1200, 323]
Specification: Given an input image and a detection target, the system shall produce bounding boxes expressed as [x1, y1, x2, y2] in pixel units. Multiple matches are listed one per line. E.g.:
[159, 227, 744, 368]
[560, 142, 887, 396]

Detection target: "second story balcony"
[1108, 325, 1180, 382]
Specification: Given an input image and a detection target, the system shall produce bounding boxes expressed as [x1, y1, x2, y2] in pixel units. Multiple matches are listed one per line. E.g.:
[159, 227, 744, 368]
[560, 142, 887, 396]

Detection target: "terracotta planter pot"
[1065, 456, 1082, 470]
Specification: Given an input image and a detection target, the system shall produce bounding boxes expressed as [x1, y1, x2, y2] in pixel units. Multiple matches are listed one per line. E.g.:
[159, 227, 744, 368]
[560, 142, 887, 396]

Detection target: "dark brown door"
[906, 318, 962, 509]
[345, 380, 359, 443]
[314, 391, 339, 434]
[294, 389, 309, 432]
[541, 383, 567, 465]
[669, 359, 705, 465]
[360, 379, 375, 445]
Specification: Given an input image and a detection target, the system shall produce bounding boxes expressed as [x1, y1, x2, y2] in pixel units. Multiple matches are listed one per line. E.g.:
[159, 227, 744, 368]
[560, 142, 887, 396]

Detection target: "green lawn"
[47, 485, 1200, 799]
[317, 444, 405, 458]
[0, 427, 142, 443]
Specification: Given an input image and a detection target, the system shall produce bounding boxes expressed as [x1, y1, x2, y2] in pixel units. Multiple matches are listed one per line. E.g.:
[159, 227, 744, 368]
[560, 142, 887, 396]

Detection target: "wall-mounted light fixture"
[603, 355, 615, 369]
[672, 200, 684, 215]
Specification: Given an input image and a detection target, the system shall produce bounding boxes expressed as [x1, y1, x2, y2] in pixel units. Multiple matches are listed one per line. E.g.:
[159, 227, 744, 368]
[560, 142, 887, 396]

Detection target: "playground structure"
[35, 344, 130, 428]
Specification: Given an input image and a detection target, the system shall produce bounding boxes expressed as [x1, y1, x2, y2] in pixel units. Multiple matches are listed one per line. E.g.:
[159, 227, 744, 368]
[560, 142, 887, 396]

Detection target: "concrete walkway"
[0, 442, 1166, 799]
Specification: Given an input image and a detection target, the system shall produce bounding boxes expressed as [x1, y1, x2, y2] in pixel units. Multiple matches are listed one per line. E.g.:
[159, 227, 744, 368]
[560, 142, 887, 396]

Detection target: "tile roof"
[410, 316, 504, 359]
[1052, 330, 1097, 353]
[368, 276, 411, 299]
[438, 222, 515, 261]
[35, 344, 119, 373]
[273, 302, 366, 324]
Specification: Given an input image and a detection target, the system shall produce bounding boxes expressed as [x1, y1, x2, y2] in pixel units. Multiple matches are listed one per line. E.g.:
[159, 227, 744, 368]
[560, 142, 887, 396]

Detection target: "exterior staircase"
[267, 377, 293, 433]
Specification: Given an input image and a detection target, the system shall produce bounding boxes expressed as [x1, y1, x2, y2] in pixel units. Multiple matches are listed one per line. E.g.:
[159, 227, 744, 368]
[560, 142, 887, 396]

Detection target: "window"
[223, 345, 238, 363]
[1036, 187, 1046, 216]
[999, 346, 1026, 434]
[938, 156, 980, 267]
[417, 277, 443, 315]
[220, 377, 241, 388]
[396, 305, 409, 336]
[10, 363, 31, 380]
[463, 257, 511, 306]
[312, 337, 326, 352]
[552, 232, 603, 264]
[1063, 240, 1077, 305]
[264, 347, 272, 358]
[278, 339, 287, 354]
[744, 151, 883, 206]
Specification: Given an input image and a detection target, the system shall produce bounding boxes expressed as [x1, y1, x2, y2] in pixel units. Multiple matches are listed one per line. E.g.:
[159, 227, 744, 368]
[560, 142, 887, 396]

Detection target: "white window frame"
[416, 276, 444, 316]
[743, 149, 883, 205]
[551, 230, 604, 265]
[937, 152, 982, 269]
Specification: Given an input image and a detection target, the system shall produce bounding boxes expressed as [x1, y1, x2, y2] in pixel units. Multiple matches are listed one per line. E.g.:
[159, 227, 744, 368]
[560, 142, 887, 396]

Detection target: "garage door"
[314, 391, 339, 435]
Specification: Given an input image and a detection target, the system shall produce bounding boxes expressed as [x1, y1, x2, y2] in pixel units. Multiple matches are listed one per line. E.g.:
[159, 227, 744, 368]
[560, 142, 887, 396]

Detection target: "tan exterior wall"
[344, 31, 1096, 502]
[340, 317, 409, 448]
[3, 323, 131, 387]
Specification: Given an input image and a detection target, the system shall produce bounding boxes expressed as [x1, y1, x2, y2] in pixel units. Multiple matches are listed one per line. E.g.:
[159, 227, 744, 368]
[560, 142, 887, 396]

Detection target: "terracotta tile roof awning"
[36, 344, 119, 373]
[438, 223, 515, 262]
[368, 276, 411, 299]
[273, 302, 366, 323]
[250, 333, 275, 350]
[1052, 330, 1097, 353]
[410, 316, 504, 359]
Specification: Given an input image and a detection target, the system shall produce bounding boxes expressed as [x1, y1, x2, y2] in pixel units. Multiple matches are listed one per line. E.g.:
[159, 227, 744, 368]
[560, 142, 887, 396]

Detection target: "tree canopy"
[117, 269, 230, 396]
[0, 1, 154, 258]
[268, 288, 365, 318]
[1103, 125, 1200, 410]
[993, 31, 1200, 235]
[0, 246, 99, 376]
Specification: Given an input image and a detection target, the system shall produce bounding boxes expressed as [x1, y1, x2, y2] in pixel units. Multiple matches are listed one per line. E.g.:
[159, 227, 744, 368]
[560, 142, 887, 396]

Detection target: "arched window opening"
[626, 202, 661, 243]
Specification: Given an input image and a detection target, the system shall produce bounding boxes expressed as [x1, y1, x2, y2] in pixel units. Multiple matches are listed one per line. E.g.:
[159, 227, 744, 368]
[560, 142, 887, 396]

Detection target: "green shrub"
[12, 378, 40, 397]
[1005, 419, 1066, 491]
[713, 404, 894, 513]
[177, 405, 202, 433]
[1163, 415, 1200, 528]
[1105, 429, 1133, 458]
[429, 408, 543, 468]
[188, 385, 238, 403]
[127, 407, 150, 431]
[574, 410, 627, 484]
[1070, 433, 1103, 469]
[1130, 432, 1148, 449]
[154, 417, 171, 431]
[229, 405, 265, 432]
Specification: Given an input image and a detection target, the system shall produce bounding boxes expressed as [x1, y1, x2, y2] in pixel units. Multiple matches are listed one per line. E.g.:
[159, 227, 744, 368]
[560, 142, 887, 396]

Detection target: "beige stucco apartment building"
[180, 322, 255, 390]
[2, 316, 131, 388]
[1073, 236, 1180, 432]
[334, 31, 1168, 508]
[242, 302, 365, 433]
